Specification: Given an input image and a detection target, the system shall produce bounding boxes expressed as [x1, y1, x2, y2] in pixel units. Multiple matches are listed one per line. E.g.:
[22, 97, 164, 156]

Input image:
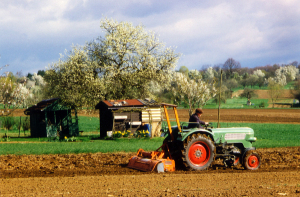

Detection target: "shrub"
[259, 102, 266, 108]
[22, 117, 30, 131]
[16, 119, 22, 131]
[2, 116, 15, 130]
[240, 88, 257, 100]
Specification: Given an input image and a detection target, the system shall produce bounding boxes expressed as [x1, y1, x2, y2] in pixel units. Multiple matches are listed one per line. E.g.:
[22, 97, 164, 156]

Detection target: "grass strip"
[0, 138, 164, 155]
[0, 122, 299, 155]
[203, 98, 269, 109]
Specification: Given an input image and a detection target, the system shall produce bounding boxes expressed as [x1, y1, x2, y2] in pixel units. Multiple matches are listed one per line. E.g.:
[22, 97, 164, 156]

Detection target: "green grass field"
[203, 98, 269, 109]
[1, 122, 299, 155]
[0, 116, 100, 138]
[77, 116, 100, 134]
[231, 81, 295, 91]
[178, 98, 269, 109]
[0, 138, 164, 155]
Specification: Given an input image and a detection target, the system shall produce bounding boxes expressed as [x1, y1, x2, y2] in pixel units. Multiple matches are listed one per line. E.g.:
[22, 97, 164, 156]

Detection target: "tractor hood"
[175, 127, 257, 149]
[211, 127, 256, 148]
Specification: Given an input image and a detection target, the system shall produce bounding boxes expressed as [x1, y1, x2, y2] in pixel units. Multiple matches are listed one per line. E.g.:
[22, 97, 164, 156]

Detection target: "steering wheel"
[204, 122, 213, 130]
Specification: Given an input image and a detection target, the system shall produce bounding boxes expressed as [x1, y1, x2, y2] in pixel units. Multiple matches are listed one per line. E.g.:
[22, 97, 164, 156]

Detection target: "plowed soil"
[169, 108, 300, 124]
[232, 89, 295, 99]
[1, 147, 300, 196]
[1, 108, 300, 196]
[12, 107, 300, 124]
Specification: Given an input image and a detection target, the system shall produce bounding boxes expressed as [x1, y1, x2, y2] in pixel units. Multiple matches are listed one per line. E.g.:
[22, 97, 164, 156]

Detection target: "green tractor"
[128, 103, 261, 172]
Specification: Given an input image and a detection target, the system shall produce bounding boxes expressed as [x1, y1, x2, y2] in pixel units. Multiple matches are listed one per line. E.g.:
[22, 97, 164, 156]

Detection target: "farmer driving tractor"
[188, 108, 209, 129]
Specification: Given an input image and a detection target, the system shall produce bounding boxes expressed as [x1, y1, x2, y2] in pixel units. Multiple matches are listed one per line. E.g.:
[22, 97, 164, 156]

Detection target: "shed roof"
[24, 98, 63, 115]
[96, 99, 159, 109]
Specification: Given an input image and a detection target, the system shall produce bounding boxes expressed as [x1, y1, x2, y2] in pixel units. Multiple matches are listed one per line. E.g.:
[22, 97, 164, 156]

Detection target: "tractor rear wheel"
[182, 134, 215, 170]
[243, 150, 261, 170]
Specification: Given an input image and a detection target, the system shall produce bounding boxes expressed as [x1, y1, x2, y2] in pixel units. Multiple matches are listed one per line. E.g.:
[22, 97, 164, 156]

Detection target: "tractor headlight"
[248, 137, 257, 142]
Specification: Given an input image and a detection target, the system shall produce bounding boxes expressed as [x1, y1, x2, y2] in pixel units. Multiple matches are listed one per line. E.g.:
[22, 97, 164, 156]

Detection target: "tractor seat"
[182, 126, 189, 129]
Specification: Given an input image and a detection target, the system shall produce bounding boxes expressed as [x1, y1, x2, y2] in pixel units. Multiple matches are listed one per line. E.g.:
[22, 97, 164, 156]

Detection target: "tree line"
[178, 60, 300, 106]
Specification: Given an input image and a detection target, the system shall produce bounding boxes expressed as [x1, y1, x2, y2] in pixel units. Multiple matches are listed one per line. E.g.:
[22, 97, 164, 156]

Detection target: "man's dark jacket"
[188, 113, 205, 129]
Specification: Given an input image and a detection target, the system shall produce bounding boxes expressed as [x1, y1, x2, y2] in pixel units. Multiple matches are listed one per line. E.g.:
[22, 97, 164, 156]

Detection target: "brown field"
[1, 147, 300, 196]
[232, 89, 294, 99]
[176, 108, 300, 124]
[10, 107, 300, 124]
[1, 102, 300, 196]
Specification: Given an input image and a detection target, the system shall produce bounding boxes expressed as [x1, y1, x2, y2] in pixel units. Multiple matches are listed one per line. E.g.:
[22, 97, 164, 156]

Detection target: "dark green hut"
[24, 98, 79, 138]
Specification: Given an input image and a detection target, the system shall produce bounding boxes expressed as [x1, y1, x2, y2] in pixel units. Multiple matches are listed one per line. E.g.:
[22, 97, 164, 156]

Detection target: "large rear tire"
[182, 134, 215, 170]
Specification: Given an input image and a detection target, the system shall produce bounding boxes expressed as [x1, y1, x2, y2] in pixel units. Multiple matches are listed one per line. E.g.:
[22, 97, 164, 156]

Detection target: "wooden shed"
[95, 99, 162, 138]
[24, 98, 79, 138]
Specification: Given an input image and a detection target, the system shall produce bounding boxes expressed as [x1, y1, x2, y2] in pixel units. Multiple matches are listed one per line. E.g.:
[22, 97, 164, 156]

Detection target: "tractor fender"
[181, 129, 215, 142]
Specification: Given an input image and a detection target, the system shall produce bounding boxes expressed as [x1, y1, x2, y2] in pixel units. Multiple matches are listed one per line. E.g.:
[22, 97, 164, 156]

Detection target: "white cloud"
[1, 0, 300, 74]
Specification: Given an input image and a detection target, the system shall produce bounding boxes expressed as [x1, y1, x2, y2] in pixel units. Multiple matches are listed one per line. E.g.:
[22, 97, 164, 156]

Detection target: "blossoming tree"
[45, 18, 180, 107]
[86, 18, 180, 100]
[44, 47, 105, 108]
[171, 72, 216, 116]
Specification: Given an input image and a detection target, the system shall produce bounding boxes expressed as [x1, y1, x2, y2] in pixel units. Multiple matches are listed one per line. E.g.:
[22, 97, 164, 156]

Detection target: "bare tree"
[213, 64, 222, 72]
[222, 58, 241, 79]
[290, 61, 298, 67]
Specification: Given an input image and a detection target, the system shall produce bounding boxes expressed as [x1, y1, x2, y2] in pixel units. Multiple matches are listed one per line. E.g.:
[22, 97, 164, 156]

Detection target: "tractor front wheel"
[182, 134, 215, 170]
[243, 151, 261, 170]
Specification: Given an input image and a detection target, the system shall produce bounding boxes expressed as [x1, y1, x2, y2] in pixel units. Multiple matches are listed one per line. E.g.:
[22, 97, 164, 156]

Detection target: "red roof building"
[95, 99, 161, 138]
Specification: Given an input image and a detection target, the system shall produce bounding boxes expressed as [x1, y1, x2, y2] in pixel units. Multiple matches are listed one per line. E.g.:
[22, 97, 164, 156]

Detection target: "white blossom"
[253, 69, 265, 78]
[205, 67, 215, 80]
[11, 84, 32, 107]
[274, 65, 299, 85]
[188, 69, 202, 81]
[265, 76, 286, 87]
[172, 72, 216, 115]
[32, 73, 46, 86]
[83, 18, 180, 100]
[45, 47, 106, 108]
[284, 65, 299, 81]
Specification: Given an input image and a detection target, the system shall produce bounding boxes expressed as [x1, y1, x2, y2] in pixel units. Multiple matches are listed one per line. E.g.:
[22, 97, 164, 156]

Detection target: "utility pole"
[217, 70, 222, 128]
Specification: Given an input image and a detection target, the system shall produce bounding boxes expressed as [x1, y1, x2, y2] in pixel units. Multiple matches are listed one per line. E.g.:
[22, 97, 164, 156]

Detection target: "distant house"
[95, 99, 162, 138]
[24, 98, 79, 138]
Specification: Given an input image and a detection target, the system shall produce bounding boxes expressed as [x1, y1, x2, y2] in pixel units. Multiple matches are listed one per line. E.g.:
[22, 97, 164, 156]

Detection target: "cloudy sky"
[1, 0, 300, 75]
